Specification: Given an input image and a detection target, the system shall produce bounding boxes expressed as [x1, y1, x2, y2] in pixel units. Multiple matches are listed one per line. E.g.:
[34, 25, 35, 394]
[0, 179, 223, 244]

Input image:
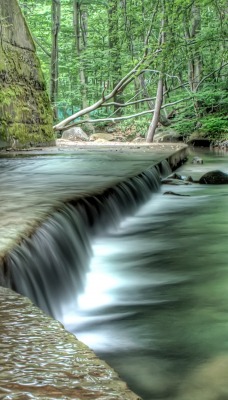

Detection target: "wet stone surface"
[0, 287, 141, 399]
[0, 144, 187, 258]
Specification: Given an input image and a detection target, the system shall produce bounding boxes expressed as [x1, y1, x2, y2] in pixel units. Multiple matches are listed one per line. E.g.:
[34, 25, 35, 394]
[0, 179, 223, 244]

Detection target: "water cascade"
[4, 161, 170, 319]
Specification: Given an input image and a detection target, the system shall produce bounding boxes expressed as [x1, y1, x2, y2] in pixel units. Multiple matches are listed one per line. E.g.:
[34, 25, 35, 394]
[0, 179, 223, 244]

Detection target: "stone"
[154, 129, 182, 143]
[199, 170, 228, 184]
[89, 132, 114, 142]
[62, 127, 89, 141]
[132, 137, 146, 143]
[0, 0, 54, 148]
[192, 156, 203, 164]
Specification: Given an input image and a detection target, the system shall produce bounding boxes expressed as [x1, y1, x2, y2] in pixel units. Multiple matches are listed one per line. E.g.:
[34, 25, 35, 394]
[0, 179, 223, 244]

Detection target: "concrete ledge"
[0, 286, 141, 399]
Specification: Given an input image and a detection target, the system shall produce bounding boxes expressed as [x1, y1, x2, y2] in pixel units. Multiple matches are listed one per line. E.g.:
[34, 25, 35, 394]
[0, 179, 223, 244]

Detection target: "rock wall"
[0, 0, 54, 147]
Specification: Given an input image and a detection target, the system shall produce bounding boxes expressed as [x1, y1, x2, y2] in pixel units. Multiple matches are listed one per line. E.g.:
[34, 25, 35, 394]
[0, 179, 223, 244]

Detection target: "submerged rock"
[177, 355, 228, 400]
[192, 156, 203, 164]
[161, 179, 192, 185]
[199, 170, 228, 184]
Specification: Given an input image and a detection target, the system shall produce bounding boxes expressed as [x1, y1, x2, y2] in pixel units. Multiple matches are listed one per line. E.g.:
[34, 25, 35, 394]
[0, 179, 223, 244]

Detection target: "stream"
[1, 147, 228, 400]
[62, 148, 228, 400]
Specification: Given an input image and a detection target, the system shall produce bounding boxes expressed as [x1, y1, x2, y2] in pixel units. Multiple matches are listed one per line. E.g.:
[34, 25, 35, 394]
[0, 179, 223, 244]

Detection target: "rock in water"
[192, 156, 203, 164]
[199, 170, 228, 184]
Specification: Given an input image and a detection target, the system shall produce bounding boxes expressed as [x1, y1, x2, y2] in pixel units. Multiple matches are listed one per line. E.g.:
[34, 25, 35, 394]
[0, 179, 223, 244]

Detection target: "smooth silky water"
[2, 148, 228, 400]
[62, 149, 228, 400]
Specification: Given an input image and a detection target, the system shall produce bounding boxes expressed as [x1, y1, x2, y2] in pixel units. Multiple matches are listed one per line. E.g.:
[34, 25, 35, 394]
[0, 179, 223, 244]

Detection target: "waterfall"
[4, 161, 171, 319]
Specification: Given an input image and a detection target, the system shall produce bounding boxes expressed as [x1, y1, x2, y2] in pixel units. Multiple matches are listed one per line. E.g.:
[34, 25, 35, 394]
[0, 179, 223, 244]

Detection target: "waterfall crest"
[5, 162, 170, 318]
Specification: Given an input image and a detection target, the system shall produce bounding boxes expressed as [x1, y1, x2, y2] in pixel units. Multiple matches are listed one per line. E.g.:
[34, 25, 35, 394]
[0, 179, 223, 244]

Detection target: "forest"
[19, 0, 228, 143]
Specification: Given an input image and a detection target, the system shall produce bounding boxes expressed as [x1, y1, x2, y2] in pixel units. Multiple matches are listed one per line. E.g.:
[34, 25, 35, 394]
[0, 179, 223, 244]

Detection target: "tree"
[73, 0, 88, 110]
[19, 0, 228, 141]
[50, 0, 61, 118]
[108, 0, 124, 115]
[146, 0, 166, 142]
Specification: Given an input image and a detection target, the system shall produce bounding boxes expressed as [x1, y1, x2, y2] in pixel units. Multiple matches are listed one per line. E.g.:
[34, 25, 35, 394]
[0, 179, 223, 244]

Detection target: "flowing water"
[2, 148, 228, 400]
[62, 149, 228, 400]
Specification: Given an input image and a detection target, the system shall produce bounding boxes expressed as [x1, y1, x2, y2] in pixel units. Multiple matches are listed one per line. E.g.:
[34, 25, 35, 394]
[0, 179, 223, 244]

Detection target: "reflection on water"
[63, 149, 228, 400]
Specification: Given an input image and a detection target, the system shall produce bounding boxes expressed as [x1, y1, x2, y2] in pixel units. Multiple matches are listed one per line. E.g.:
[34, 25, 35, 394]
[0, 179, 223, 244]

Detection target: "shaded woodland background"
[19, 0, 228, 142]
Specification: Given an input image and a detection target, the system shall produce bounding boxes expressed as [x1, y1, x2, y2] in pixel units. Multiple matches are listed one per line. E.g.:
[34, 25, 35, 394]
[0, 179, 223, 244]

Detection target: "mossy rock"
[0, 0, 54, 147]
[199, 170, 228, 184]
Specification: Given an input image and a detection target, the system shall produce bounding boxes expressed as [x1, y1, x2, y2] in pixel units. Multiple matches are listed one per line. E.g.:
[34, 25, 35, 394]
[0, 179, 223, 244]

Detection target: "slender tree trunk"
[140, 73, 170, 126]
[146, 1, 166, 143]
[184, 3, 201, 92]
[108, 0, 124, 115]
[73, 0, 88, 110]
[50, 0, 61, 119]
[146, 75, 164, 142]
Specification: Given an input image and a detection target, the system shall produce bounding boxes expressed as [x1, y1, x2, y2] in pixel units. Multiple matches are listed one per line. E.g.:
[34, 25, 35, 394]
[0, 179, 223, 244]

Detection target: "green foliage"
[199, 116, 228, 136]
[196, 85, 228, 115]
[172, 120, 197, 136]
[117, 117, 151, 138]
[18, 0, 228, 141]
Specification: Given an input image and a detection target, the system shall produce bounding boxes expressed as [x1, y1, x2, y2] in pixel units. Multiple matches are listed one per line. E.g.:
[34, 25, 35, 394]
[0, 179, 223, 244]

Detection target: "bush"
[199, 116, 228, 136]
[172, 119, 197, 136]
[195, 86, 228, 115]
[117, 116, 151, 138]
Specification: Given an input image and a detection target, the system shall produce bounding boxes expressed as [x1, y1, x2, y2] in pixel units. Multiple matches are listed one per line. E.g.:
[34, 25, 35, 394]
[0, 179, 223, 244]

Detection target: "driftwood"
[163, 191, 190, 196]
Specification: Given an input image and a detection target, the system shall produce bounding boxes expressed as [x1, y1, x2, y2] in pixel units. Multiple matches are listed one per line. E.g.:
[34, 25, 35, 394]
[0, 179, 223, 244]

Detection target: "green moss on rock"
[0, 0, 54, 148]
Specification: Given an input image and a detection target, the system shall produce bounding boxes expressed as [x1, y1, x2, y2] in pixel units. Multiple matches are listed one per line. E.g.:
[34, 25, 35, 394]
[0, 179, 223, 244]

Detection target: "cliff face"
[0, 0, 54, 148]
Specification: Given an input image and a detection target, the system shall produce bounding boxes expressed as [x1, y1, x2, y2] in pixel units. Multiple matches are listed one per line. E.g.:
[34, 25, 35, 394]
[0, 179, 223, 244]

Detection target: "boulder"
[154, 129, 182, 143]
[199, 170, 228, 184]
[89, 133, 114, 142]
[62, 127, 89, 141]
[132, 137, 146, 143]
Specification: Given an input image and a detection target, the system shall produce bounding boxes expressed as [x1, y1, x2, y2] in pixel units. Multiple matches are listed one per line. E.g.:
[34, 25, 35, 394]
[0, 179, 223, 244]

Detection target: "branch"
[101, 97, 157, 108]
[53, 3, 160, 131]
[60, 97, 192, 131]
[144, 0, 160, 55]
[33, 36, 51, 57]
[101, 80, 191, 108]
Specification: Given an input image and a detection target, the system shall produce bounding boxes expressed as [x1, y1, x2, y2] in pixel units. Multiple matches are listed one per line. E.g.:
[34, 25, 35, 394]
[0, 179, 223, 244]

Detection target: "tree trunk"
[140, 73, 170, 126]
[73, 0, 88, 110]
[146, 76, 163, 142]
[108, 0, 124, 115]
[146, 1, 166, 143]
[50, 0, 61, 118]
[184, 3, 201, 92]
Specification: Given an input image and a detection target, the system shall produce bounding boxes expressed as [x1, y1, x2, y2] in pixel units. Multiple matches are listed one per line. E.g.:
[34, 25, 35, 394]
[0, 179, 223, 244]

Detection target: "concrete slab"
[0, 143, 187, 258]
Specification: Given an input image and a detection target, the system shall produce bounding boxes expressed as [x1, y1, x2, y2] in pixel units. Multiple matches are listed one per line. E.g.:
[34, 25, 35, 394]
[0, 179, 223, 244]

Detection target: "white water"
[63, 149, 228, 400]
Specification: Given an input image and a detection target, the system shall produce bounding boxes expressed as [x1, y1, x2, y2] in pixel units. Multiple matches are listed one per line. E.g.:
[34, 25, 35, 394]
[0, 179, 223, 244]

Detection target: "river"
[2, 147, 228, 400]
[61, 148, 228, 400]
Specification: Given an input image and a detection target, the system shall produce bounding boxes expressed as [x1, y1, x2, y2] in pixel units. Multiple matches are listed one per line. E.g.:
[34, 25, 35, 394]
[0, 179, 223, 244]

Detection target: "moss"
[0, 2, 54, 148]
